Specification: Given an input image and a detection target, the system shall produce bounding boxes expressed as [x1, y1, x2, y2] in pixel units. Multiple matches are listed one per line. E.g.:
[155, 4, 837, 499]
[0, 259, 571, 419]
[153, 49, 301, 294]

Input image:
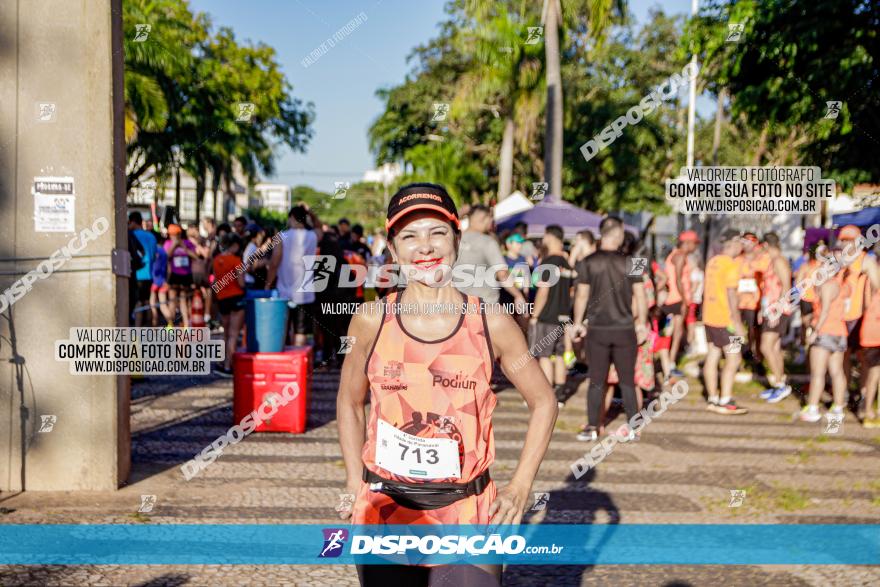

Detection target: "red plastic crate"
[232, 347, 312, 433]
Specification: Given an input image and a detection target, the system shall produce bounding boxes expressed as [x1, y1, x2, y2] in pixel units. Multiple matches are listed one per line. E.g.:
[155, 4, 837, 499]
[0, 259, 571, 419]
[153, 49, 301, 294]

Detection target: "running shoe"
[576, 426, 599, 442]
[798, 405, 822, 422]
[554, 384, 568, 408]
[706, 397, 720, 411]
[563, 350, 576, 368]
[670, 369, 685, 378]
[760, 387, 776, 400]
[766, 385, 792, 404]
[709, 399, 749, 415]
[862, 417, 880, 429]
[214, 366, 233, 378]
[828, 404, 845, 417]
[613, 424, 639, 442]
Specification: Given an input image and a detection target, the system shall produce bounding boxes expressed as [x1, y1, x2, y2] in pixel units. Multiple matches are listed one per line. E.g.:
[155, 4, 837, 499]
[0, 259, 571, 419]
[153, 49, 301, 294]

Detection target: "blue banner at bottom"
[0, 524, 877, 565]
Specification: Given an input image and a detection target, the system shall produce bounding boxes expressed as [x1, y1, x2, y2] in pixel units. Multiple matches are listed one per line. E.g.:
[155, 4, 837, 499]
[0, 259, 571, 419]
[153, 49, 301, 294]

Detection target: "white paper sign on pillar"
[33, 176, 75, 233]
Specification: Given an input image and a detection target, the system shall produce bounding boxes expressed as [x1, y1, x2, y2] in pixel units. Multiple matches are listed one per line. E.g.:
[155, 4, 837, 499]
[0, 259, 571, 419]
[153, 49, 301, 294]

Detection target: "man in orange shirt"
[702, 230, 748, 415]
[212, 233, 247, 377]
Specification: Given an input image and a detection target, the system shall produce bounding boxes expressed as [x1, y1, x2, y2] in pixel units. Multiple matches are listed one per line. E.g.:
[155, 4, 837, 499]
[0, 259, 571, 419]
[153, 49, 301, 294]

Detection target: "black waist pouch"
[363, 468, 491, 511]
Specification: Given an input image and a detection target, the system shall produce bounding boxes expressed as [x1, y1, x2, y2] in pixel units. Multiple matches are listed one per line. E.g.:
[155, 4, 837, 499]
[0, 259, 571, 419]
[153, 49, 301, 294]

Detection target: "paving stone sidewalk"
[1, 366, 878, 586]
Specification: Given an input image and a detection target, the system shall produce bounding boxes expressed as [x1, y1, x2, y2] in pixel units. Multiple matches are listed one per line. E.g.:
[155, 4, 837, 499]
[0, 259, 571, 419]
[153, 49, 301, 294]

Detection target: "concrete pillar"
[0, 0, 129, 491]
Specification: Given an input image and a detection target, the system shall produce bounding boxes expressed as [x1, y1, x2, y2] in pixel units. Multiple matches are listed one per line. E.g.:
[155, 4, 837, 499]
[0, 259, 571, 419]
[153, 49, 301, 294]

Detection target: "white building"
[363, 162, 401, 186]
[253, 182, 291, 214]
[127, 162, 250, 225]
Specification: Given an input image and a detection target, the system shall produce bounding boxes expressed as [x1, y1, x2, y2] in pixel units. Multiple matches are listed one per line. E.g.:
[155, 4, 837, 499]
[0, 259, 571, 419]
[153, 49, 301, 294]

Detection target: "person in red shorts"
[336, 183, 557, 586]
[211, 233, 246, 377]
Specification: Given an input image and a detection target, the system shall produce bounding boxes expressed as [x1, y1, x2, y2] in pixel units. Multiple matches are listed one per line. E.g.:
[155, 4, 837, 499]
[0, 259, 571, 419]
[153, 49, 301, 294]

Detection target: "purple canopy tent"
[495, 193, 637, 239]
[804, 227, 833, 252]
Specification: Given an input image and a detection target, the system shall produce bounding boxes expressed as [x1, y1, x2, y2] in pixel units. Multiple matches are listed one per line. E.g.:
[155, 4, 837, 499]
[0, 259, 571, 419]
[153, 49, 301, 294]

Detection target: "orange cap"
[838, 224, 861, 241]
[678, 230, 700, 243]
[167, 224, 182, 236]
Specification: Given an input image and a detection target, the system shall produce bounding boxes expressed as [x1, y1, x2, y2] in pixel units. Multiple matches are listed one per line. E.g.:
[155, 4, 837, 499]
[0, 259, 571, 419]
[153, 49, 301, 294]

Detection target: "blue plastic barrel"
[245, 296, 289, 352]
[245, 289, 278, 300]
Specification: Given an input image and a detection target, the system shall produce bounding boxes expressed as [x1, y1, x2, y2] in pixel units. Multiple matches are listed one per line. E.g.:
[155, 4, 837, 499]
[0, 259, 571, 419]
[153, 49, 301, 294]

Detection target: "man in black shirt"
[315, 229, 347, 368]
[572, 217, 647, 441]
[528, 225, 576, 404]
[343, 223, 372, 261]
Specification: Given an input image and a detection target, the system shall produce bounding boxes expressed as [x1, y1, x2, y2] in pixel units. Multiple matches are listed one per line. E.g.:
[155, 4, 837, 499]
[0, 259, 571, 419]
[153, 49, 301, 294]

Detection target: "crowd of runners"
[127, 192, 880, 431]
[425, 205, 880, 435]
[126, 183, 879, 586]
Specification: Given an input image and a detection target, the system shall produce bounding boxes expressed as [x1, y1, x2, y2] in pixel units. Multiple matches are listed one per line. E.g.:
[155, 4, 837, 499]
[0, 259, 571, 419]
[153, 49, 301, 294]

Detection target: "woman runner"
[336, 183, 558, 586]
[801, 246, 849, 423]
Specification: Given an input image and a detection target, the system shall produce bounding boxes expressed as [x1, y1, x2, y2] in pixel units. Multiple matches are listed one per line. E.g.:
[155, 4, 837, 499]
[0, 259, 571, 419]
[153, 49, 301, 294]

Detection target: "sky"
[190, 0, 699, 191]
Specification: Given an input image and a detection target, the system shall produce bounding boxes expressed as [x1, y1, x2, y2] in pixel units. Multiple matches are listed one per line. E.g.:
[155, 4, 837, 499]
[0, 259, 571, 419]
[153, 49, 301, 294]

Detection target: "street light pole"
[681, 0, 699, 234]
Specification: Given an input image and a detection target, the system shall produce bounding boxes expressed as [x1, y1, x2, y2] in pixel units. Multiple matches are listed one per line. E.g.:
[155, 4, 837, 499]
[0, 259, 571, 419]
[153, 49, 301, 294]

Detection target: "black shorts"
[528, 320, 566, 358]
[218, 294, 244, 315]
[800, 300, 813, 317]
[847, 319, 862, 351]
[136, 280, 152, 305]
[706, 325, 734, 349]
[740, 309, 757, 328]
[763, 313, 791, 335]
[288, 302, 315, 335]
[863, 346, 880, 368]
[168, 273, 193, 288]
[661, 301, 683, 316]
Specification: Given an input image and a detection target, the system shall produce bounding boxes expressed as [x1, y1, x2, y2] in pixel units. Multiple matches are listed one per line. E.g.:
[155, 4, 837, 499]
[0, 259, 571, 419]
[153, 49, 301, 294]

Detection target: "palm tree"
[455, 5, 543, 199]
[542, 0, 625, 198]
[122, 0, 195, 142]
[542, 0, 563, 198]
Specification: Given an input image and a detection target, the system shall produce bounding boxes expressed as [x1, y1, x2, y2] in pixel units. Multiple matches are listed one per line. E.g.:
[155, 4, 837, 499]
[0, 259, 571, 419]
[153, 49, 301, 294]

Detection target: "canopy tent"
[493, 190, 534, 221]
[832, 206, 880, 228]
[804, 227, 833, 252]
[495, 193, 637, 239]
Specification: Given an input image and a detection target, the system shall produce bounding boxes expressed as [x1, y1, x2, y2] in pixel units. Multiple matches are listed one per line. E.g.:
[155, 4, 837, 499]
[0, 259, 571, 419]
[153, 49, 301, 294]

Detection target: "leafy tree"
[124, 0, 315, 221]
[123, 0, 194, 143]
[455, 2, 544, 199]
[565, 10, 688, 213]
[686, 0, 879, 187]
[291, 183, 387, 232]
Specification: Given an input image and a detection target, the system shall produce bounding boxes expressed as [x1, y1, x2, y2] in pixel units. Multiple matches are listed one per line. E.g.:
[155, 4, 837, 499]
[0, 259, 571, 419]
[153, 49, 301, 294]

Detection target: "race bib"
[173, 255, 190, 269]
[375, 418, 461, 480]
[738, 278, 758, 294]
